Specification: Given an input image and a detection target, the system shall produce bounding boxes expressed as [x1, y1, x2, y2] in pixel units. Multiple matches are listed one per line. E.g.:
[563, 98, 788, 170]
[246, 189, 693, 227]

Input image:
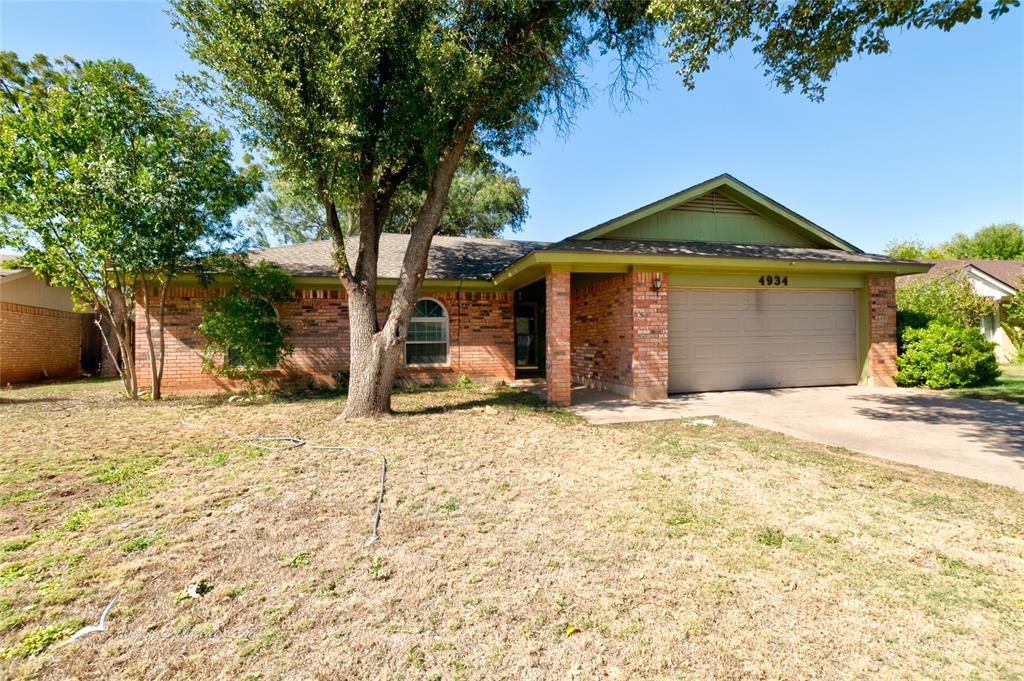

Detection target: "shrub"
[896, 273, 995, 328]
[199, 260, 293, 393]
[896, 321, 1000, 389]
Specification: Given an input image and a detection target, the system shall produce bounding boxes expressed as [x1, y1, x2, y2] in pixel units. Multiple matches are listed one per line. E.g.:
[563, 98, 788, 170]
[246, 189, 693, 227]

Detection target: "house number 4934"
[758, 275, 788, 286]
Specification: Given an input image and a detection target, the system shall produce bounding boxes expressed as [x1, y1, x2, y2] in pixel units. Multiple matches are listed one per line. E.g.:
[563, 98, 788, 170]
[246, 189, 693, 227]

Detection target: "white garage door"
[668, 288, 859, 393]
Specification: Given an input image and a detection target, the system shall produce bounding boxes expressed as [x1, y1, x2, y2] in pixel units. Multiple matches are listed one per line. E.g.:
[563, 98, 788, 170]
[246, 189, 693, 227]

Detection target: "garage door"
[668, 288, 859, 393]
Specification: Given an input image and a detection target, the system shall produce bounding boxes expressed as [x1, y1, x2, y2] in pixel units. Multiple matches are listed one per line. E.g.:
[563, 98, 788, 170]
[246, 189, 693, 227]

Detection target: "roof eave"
[492, 250, 930, 288]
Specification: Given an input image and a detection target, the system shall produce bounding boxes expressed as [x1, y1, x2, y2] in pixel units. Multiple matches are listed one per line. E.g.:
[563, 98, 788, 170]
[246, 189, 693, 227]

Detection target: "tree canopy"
[887, 223, 1024, 261]
[242, 147, 528, 247]
[0, 53, 258, 397]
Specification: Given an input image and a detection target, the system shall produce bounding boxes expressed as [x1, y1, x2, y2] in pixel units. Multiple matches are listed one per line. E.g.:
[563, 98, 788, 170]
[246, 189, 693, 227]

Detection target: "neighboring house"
[900, 259, 1023, 363]
[0, 266, 102, 385]
[136, 174, 929, 404]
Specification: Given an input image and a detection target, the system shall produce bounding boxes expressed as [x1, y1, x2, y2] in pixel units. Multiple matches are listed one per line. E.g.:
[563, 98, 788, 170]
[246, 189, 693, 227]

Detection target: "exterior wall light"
[652, 274, 663, 291]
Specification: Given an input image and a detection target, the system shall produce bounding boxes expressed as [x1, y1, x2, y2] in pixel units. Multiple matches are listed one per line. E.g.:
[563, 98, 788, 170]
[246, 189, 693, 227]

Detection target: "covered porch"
[512, 268, 670, 406]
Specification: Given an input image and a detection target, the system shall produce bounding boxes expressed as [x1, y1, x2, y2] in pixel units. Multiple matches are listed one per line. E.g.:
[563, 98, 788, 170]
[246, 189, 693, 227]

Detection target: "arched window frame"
[405, 297, 449, 366]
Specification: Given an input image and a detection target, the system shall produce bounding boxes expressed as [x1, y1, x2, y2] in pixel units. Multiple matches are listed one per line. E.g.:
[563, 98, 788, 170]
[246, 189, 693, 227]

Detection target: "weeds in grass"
[406, 643, 426, 670]
[280, 552, 310, 568]
[0, 621, 77, 659]
[755, 527, 786, 547]
[120, 532, 159, 553]
[435, 497, 458, 512]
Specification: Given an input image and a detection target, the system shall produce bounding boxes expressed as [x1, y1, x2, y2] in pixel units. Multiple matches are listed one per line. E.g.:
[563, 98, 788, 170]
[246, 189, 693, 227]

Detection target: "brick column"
[545, 269, 572, 405]
[629, 271, 669, 400]
[868, 275, 897, 387]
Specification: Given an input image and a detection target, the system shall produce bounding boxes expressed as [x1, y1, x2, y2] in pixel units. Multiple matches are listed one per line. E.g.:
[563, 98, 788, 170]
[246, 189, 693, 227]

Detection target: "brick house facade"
[136, 175, 928, 404]
[0, 268, 101, 385]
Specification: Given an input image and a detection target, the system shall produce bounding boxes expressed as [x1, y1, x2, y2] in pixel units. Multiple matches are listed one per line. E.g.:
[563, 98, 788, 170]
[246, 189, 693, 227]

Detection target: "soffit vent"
[671, 190, 756, 216]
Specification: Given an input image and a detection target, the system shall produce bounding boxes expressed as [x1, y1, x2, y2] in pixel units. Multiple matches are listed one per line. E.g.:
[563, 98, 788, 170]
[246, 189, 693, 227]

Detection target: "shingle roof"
[248, 233, 548, 280]
[899, 259, 1024, 291]
[0, 269, 22, 278]
[537, 238, 919, 266]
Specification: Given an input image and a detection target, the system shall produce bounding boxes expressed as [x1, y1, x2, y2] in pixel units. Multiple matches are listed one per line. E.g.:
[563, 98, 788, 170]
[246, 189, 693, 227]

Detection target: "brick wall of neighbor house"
[570, 274, 632, 394]
[0, 301, 85, 384]
[628, 271, 669, 400]
[135, 286, 515, 392]
[867, 275, 898, 387]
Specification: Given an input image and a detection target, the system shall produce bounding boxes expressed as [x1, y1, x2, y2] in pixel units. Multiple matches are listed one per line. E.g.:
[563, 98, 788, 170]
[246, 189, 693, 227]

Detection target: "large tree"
[171, 0, 1016, 417]
[244, 146, 529, 246]
[0, 54, 257, 399]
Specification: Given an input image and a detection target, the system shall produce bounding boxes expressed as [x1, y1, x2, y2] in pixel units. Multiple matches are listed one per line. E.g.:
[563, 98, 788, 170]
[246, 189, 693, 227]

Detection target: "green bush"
[896, 321, 1000, 389]
[896, 273, 995, 328]
[199, 260, 293, 393]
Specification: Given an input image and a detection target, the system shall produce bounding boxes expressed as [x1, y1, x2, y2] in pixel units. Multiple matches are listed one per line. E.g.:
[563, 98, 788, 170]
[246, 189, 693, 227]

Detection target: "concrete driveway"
[571, 386, 1024, 491]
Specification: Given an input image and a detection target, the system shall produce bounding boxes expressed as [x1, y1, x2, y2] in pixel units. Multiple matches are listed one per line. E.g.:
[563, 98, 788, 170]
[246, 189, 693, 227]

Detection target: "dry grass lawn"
[1, 379, 1022, 680]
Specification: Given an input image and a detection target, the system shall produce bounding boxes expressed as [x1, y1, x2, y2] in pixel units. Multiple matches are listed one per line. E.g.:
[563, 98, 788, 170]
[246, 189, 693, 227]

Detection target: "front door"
[515, 302, 540, 370]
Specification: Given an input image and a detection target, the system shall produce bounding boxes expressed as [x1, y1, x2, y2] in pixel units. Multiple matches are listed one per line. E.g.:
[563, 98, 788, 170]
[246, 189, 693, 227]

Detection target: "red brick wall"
[868, 275, 897, 387]
[569, 271, 669, 400]
[570, 274, 632, 393]
[135, 286, 514, 393]
[0, 301, 86, 384]
[629, 271, 669, 400]
[545, 270, 572, 406]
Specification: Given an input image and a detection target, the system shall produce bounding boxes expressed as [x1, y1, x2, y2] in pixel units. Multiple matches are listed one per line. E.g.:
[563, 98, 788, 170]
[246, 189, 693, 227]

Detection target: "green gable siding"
[599, 190, 822, 247]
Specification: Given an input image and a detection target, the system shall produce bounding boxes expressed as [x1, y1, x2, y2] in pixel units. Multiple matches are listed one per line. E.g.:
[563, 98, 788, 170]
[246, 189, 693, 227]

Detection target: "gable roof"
[248, 233, 547, 281]
[564, 174, 861, 253]
[899, 259, 1024, 293]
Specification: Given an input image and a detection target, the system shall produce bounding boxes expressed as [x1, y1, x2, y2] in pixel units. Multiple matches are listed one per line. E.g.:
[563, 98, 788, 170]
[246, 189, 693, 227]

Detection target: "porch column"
[629, 270, 669, 400]
[867, 275, 897, 387]
[545, 269, 572, 405]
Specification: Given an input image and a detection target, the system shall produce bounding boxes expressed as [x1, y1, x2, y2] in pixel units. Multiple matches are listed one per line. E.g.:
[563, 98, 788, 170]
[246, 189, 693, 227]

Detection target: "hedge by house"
[895, 320, 1000, 389]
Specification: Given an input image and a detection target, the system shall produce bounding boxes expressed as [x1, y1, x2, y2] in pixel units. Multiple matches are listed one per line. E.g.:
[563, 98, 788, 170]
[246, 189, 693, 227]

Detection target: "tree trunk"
[340, 120, 477, 418]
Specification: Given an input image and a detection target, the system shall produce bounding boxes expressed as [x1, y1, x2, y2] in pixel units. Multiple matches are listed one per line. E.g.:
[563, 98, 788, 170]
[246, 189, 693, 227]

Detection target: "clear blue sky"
[2, 0, 1022, 254]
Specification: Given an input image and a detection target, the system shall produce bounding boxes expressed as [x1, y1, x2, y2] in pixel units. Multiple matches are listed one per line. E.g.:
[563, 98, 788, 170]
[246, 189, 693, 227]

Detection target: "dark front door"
[515, 302, 540, 370]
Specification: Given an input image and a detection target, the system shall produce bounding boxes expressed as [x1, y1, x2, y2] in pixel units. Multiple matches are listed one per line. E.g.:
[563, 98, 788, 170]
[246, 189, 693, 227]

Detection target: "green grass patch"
[955, 363, 1024, 404]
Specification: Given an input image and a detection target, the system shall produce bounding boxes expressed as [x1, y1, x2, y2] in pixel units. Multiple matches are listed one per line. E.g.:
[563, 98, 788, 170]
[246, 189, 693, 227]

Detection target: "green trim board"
[666, 270, 865, 289]
[565, 174, 861, 252]
[491, 250, 930, 289]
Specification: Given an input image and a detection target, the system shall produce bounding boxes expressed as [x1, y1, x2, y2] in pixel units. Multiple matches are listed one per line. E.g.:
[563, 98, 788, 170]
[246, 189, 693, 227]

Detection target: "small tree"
[896, 273, 996, 329]
[1002, 276, 1024, 359]
[198, 260, 293, 394]
[0, 54, 257, 398]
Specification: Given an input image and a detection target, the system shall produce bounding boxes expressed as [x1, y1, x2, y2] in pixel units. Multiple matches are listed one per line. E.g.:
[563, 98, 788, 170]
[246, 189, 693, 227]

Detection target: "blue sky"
[2, 0, 1022, 254]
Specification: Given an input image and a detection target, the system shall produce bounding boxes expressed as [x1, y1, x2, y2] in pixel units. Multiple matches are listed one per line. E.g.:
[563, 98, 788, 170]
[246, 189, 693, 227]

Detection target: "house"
[0, 265, 102, 385]
[899, 259, 1023, 363]
[136, 174, 930, 404]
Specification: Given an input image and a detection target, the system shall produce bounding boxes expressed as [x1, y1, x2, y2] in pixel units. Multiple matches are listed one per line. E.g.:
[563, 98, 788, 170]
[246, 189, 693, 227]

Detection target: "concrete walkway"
[571, 385, 1024, 491]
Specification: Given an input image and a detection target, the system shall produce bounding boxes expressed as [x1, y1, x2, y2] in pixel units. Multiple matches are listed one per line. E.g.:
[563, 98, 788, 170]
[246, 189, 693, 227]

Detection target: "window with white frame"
[405, 298, 449, 365]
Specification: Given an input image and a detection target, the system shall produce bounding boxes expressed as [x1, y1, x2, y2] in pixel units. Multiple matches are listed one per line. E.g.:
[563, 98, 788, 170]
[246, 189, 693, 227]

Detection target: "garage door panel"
[668, 288, 859, 393]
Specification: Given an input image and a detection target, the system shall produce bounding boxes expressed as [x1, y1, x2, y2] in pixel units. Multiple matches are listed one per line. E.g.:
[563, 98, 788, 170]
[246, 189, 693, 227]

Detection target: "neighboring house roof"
[249, 233, 548, 280]
[899, 259, 1024, 294]
[0, 268, 32, 282]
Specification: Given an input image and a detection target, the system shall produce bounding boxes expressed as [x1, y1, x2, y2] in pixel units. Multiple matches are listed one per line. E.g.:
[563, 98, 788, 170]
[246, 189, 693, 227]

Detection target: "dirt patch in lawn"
[1, 379, 1022, 679]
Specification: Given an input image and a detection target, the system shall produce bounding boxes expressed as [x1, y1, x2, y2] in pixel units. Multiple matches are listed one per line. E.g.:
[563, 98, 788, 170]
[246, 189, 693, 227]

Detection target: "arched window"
[406, 298, 449, 366]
